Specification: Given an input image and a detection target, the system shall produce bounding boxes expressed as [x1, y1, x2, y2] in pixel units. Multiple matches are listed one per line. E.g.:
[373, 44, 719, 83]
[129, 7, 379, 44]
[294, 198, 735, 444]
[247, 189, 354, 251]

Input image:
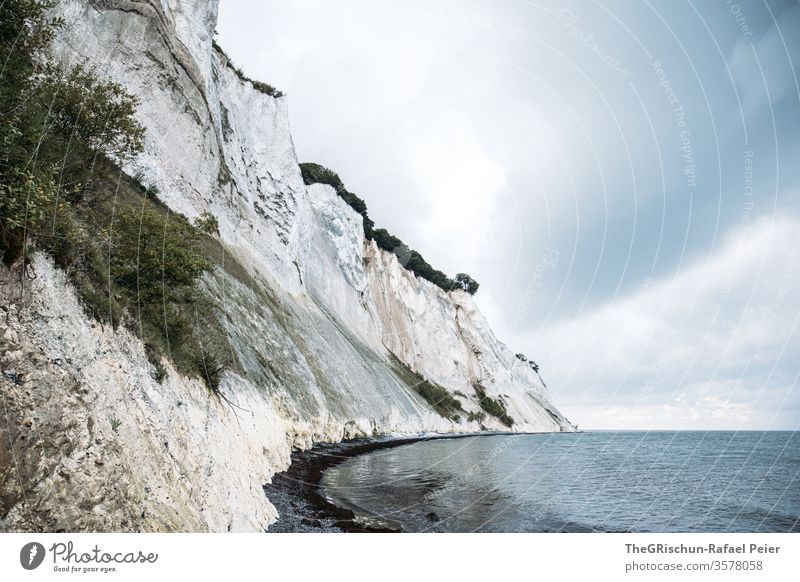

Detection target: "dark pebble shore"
[263, 432, 515, 532]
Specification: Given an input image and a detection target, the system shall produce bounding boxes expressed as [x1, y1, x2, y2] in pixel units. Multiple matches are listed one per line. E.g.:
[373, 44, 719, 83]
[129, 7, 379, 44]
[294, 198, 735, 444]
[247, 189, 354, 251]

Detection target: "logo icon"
[20, 542, 46, 570]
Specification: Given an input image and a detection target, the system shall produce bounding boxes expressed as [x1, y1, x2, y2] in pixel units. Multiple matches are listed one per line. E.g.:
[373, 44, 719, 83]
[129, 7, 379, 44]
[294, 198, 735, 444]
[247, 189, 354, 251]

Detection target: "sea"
[319, 431, 799, 532]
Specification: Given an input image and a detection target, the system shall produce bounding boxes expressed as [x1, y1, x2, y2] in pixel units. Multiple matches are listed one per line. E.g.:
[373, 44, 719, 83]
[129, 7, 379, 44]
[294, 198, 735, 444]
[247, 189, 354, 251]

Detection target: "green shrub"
[467, 411, 486, 424]
[144, 184, 159, 201]
[0, 169, 60, 264]
[250, 79, 283, 98]
[108, 207, 210, 303]
[388, 353, 464, 420]
[195, 351, 230, 394]
[369, 227, 402, 251]
[371, 228, 455, 291]
[0, 1, 144, 266]
[402, 248, 454, 291]
[413, 379, 465, 420]
[454, 273, 480, 295]
[146, 347, 167, 383]
[195, 211, 220, 235]
[473, 383, 514, 427]
[0, 1, 63, 110]
[0, 1, 232, 394]
[34, 61, 145, 162]
[93, 181, 230, 392]
[299, 162, 374, 234]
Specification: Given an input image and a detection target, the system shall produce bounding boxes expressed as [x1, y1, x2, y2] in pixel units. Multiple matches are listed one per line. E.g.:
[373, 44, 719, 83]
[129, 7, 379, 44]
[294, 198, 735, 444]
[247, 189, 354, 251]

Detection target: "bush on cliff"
[1, 1, 144, 263]
[109, 208, 210, 303]
[299, 162, 375, 235]
[515, 353, 540, 372]
[473, 383, 514, 427]
[388, 353, 464, 421]
[453, 273, 480, 295]
[0, 0, 230, 392]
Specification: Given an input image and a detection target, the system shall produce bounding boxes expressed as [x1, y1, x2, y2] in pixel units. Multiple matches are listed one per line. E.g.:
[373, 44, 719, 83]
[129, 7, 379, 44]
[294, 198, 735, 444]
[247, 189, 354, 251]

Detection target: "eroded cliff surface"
[0, 0, 572, 532]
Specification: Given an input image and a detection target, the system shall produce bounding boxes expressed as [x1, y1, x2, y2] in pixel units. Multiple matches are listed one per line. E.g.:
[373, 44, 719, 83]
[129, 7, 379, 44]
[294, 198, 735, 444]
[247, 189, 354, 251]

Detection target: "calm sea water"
[320, 431, 800, 532]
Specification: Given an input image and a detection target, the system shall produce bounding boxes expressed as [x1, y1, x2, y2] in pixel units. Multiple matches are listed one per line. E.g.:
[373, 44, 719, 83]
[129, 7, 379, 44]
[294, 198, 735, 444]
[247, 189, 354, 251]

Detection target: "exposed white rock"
[0, 256, 287, 532]
[0, 0, 573, 532]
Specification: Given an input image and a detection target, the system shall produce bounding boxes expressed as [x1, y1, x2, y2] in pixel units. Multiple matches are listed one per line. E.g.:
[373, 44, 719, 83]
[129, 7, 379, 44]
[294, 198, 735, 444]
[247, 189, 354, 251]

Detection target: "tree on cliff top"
[454, 273, 480, 295]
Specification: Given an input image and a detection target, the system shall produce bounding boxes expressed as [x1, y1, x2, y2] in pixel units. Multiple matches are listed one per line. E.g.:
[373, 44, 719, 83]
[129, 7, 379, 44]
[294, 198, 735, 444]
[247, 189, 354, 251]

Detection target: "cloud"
[407, 114, 507, 271]
[528, 216, 800, 429]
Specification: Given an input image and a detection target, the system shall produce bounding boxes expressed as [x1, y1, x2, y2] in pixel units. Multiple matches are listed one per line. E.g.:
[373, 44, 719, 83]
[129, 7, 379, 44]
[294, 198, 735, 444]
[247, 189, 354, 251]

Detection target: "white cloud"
[527, 216, 800, 429]
[407, 116, 507, 271]
[417, 135, 504, 230]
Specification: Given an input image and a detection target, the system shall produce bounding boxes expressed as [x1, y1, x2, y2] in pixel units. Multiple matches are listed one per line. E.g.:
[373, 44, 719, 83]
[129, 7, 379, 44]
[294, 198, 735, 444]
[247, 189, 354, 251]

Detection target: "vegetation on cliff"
[473, 383, 514, 427]
[212, 39, 283, 98]
[388, 354, 465, 421]
[0, 0, 230, 391]
[299, 162, 480, 295]
[515, 352, 540, 373]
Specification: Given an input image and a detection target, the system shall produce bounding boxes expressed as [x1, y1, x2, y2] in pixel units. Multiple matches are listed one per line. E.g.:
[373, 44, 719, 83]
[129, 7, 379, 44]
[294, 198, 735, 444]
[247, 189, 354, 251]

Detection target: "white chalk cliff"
[0, 0, 573, 532]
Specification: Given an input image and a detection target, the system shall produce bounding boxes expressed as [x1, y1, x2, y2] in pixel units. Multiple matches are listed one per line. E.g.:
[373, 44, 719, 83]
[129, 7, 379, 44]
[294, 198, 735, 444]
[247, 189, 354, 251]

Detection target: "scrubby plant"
[473, 383, 514, 427]
[299, 162, 375, 234]
[370, 229, 455, 291]
[0, 0, 232, 394]
[144, 184, 159, 201]
[454, 273, 480, 295]
[197, 351, 230, 394]
[467, 411, 486, 424]
[250, 79, 284, 98]
[515, 353, 540, 372]
[0, 1, 144, 265]
[147, 347, 167, 383]
[391, 241, 454, 291]
[195, 211, 220, 235]
[413, 378, 465, 420]
[33, 61, 145, 162]
[108, 207, 210, 303]
[0, 1, 63, 104]
[0, 169, 60, 264]
[388, 354, 464, 421]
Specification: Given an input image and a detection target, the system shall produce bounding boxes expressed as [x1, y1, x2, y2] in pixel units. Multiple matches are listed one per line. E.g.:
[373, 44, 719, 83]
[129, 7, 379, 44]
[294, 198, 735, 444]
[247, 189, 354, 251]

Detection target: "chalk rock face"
[0, 0, 573, 532]
[51, 0, 310, 291]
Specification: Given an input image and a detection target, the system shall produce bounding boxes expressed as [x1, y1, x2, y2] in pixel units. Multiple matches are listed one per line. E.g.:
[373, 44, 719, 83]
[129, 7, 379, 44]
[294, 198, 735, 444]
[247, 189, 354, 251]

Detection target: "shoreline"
[262, 431, 559, 533]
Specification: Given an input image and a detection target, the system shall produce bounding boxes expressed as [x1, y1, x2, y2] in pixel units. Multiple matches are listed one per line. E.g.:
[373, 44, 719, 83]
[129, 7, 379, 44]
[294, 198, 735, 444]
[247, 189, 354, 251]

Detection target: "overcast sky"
[217, 0, 800, 430]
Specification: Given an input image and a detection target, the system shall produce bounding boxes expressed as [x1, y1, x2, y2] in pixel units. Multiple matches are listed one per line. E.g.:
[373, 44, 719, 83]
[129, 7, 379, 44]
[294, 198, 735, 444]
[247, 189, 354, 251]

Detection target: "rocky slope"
[0, 0, 573, 532]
